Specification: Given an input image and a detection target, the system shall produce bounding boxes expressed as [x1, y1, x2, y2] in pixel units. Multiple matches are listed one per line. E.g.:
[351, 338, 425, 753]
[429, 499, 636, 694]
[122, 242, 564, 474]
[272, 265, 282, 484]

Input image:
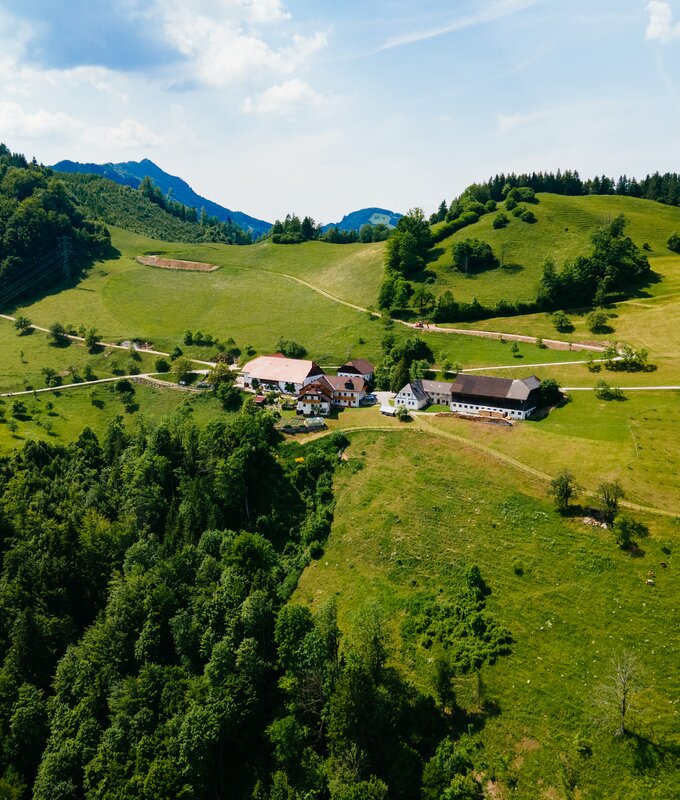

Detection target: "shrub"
[667, 232, 680, 253]
[492, 212, 509, 229]
[551, 310, 574, 333]
[586, 309, 610, 333]
[520, 209, 536, 223]
[154, 357, 170, 373]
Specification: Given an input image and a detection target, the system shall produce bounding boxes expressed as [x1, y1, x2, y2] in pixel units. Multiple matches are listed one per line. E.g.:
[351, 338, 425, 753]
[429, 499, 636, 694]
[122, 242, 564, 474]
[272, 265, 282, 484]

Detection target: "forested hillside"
[60, 172, 253, 245]
[53, 157, 272, 236]
[0, 144, 110, 308]
[0, 409, 506, 798]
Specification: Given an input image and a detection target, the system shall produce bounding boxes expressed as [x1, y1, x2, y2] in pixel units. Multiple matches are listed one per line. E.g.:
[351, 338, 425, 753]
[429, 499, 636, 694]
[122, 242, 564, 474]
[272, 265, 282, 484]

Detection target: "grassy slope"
[428, 193, 680, 305]
[0, 380, 226, 451]
[294, 430, 680, 799]
[8, 228, 582, 369]
[0, 321, 159, 394]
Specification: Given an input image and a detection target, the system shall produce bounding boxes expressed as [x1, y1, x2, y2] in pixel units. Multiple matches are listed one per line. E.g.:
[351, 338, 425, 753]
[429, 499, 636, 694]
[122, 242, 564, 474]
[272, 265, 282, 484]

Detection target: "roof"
[298, 380, 333, 401]
[421, 379, 454, 396]
[451, 374, 541, 401]
[324, 375, 367, 393]
[380, 405, 397, 415]
[339, 358, 375, 375]
[398, 380, 429, 403]
[243, 355, 324, 384]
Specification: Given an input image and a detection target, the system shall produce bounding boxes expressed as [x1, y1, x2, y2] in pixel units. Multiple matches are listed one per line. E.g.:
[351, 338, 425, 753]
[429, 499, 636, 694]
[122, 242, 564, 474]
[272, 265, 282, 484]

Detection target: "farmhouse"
[297, 381, 333, 416]
[450, 374, 542, 420]
[242, 354, 324, 394]
[420, 379, 454, 406]
[296, 375, 367, 415]
[337, 358, 375, 384]
[394, 380, 430, 410]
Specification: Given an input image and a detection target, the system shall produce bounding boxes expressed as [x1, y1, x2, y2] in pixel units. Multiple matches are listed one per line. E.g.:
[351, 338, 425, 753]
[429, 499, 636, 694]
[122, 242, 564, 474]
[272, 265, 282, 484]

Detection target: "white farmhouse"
[394, 380, 430, 410]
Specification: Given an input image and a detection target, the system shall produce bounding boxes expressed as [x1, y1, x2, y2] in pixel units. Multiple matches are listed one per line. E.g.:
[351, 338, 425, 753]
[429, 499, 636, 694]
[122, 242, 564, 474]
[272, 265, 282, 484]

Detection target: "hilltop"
[425, 192, 680, 306]
[52, 157, 272, 236]
[321, 206, 402, 232]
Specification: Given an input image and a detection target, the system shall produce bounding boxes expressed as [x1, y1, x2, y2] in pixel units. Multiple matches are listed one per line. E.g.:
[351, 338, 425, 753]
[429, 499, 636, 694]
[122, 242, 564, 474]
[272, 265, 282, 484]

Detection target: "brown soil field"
[136, 255, 219, 272]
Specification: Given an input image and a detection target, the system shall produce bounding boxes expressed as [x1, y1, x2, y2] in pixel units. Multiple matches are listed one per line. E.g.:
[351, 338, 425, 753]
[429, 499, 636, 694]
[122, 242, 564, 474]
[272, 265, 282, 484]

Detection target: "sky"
[1, 0, 680, 223]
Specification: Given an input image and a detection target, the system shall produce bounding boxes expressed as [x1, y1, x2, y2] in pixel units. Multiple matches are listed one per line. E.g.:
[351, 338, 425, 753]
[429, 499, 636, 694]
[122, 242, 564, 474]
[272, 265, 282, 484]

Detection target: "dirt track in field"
[137, 255, 219, 272]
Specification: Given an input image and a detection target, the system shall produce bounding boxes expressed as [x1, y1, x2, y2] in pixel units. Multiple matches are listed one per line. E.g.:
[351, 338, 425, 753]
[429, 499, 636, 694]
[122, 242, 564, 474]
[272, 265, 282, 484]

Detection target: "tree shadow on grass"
[3, 244, 121, 314]
[425, 247, 446, 264]
[500, 262, 524, 273]
[626, 731, 680, 774]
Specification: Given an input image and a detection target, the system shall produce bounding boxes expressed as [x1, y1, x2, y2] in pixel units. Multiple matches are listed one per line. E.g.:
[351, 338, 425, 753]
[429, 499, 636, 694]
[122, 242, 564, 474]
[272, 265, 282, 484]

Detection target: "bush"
[276, 338, 307, 359]
[595, 380, 624, 400]
[492, 212, 509, 229]
[520, 209, 536, 223]
[451, 238, 498, 272]
[551, 310, 574, 333]
[586, 309, 610, 333]
[667, 232, 680, 253]
[154, 357, 170, 373]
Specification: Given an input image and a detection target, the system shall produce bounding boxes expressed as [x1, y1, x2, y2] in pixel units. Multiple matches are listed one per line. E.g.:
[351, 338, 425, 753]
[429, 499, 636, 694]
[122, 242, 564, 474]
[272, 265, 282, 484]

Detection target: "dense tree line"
[60, 173, 252, 245]
[0, 144, 111, 306]
[433, 169, 680, 216]
[378, 210, 433, 310]
[536, 214, 650, 309]
[270, 214, 392, 245]
[0, 407, 505, 798]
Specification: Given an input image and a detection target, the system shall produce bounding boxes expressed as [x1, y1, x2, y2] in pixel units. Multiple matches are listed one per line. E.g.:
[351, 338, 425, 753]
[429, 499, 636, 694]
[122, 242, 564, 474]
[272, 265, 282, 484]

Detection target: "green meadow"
[428, 193, 680, 305]
[294, 430, 680, 800]
[8, 228, 586, 370]
[0, 380, 226, 451]
[0, 318, 159, 394]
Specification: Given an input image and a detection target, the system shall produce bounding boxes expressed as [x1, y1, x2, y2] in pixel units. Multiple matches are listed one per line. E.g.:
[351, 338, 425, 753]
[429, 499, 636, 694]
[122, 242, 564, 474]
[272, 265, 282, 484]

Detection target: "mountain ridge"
[321, 206, 402, 232]
[51, 157, 273, 236]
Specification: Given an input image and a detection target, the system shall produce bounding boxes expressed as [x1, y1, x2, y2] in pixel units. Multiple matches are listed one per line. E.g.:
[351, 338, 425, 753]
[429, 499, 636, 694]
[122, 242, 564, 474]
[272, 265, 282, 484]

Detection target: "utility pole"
[61, 236, 71, 281]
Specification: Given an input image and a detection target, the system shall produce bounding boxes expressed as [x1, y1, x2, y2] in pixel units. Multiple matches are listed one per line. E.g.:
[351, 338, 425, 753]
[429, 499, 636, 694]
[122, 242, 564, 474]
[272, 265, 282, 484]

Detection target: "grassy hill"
[294, 429, 680, 799]
[426, 193, 680, 306]
[7, 227, 581, 369]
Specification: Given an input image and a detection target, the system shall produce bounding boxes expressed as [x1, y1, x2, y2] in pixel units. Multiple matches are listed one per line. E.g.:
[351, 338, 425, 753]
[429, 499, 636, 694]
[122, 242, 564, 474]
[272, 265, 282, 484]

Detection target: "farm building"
[337, 359, 375, 384]
[242, 354, 324, 394]
[450, 374, 541, 420]
[395, 380, 430, 410]
[297, 381, 333, 416]
[296, 375, 367, 415]
[420, 379, 454, 406]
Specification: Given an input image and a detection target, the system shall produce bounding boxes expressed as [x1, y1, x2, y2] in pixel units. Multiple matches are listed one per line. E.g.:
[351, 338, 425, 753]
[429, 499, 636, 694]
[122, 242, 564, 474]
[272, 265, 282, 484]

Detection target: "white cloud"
[82, 118, 164, 148]
[243, 78, 324, 114]
[497, 108, 553, 134]
[646, 1, 680, 43]
[376, 0, 541, 53]
[0, 102, 83, 140]
[0, 101, 163, 149]
[155, 0, 327, 87]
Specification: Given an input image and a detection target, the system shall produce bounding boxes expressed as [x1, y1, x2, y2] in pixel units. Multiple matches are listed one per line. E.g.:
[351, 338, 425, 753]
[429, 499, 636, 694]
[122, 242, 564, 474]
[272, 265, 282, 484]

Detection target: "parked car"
[361, 394, 378, 406]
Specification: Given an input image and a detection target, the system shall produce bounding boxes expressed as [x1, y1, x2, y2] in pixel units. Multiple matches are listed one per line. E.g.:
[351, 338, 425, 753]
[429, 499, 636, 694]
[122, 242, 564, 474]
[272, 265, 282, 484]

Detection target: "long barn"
[450, 374, 542, 420]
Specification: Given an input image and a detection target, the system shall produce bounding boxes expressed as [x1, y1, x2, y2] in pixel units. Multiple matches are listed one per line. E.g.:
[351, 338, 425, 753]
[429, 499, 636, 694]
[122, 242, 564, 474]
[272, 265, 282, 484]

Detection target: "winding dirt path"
[300, 418, 677, 519]
[224, 268, 604, 353]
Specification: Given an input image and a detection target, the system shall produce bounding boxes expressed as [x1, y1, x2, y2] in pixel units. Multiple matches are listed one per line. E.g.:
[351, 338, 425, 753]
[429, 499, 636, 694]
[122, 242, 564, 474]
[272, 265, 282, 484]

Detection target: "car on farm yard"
[361, 394, 378, 406]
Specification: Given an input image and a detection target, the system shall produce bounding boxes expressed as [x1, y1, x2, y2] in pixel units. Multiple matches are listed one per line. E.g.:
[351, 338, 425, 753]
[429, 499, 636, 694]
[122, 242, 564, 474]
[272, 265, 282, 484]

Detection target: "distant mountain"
[51, 158, 272, 236]
[321, 207, 402, 232]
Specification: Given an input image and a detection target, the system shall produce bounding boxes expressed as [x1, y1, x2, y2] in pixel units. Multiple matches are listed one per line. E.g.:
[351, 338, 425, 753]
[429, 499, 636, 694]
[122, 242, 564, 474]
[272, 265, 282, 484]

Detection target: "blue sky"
[1, 0, 679, 222]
